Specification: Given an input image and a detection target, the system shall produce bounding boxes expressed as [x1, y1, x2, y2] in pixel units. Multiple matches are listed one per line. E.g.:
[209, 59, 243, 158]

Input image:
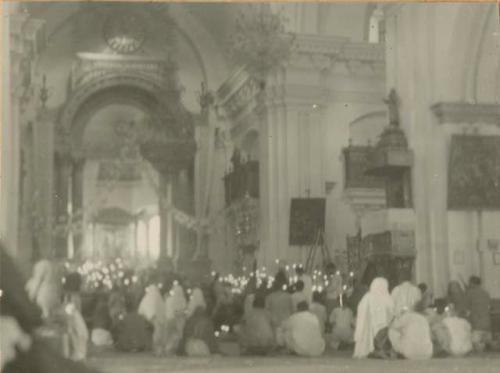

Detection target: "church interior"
[1, 2, 500, 361]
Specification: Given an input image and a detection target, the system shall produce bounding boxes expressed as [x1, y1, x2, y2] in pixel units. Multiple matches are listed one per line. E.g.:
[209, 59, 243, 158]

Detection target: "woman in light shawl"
[61, 302, 89, 361]
[391, 279, 422, 315]
[186, 288, 207, 319]
[138, 283, 164, 324]
[353, 277, 394, 358]
[25, 260, 62, 319]
[154, 281, 187, 356]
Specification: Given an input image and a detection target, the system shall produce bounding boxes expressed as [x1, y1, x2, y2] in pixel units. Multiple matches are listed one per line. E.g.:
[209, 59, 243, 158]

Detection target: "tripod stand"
[305, 230, 332, 273]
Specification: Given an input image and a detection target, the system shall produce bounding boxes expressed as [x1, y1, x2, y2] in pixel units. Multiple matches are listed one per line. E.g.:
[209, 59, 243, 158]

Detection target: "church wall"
[385, 2, 500, 297]
[256, 59, 386, 271]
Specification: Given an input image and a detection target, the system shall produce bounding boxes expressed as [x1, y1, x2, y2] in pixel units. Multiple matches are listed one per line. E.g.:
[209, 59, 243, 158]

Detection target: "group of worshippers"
[235, 264, 353, 357]
[1, 243, 102, 373]
[7, 251, 495, 363]
[353, 273, 494, 360]
[53, 262, 352, 359]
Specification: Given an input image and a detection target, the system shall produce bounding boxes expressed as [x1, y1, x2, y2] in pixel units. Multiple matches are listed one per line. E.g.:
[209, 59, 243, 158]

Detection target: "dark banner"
[289, 198, 326, 246]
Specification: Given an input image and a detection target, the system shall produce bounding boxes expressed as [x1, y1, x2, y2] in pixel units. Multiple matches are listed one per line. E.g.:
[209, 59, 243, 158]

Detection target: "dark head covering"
[0, 243, 99, 373]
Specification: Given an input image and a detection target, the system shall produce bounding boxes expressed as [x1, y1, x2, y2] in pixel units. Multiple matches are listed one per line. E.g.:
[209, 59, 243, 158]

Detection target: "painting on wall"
[289, 198, 326, 246]
[448, 135, 500, 210]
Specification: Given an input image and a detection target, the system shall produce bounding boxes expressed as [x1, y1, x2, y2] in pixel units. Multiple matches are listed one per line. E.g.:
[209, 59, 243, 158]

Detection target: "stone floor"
[88, 351, 500, 373]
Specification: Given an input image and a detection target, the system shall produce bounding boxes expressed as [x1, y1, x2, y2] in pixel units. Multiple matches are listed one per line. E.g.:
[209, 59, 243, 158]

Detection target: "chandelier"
[231, 6, 295, 78]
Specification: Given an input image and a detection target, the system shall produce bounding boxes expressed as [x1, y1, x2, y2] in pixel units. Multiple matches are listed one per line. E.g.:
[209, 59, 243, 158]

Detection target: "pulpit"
[359, 90, 416, 288]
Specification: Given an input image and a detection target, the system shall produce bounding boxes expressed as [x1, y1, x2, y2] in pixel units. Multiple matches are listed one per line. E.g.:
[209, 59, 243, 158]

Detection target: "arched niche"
[54, 60, 196, 260]
[349, 111, 386, 146]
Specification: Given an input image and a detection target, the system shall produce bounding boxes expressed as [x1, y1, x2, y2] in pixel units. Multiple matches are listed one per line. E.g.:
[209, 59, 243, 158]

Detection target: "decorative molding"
[9, 13, 46, 106]
[71, 53, 176, 92]
[343, 188, 386, 211]
[289, 35, 385, 71]
[431, 102, 500, 125]
[217, 34, 386, 124]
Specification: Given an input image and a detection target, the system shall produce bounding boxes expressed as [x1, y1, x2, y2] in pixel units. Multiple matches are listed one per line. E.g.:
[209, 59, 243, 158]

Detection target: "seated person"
[325, 264, 343, 315]
[440, 305, 473, 357]
[138, 281, 164, 324]
[266, 280, 295, 331]
[418, 283, 434, 311]
[114, 297, 152, 352]
[391, 276, 422, 316]
[186, 287, 207, 319]
[329, 302, 355, 350]
[277, 301, 325, 357]
[310, 292, 327, 336]
[237, 295, 275, 355]
[90, 294, 113, 348]
[464, 276, 492, 352]
[180, 306, 218, 357]
[388, 308, 433, 360]
[291, 281, 308, 311]
[353, 277, 394, 358]
[61, 300, 89, 361]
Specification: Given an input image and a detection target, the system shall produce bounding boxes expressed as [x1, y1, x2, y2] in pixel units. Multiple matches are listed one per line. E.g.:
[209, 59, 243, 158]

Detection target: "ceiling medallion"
[103, 12, 146, 54]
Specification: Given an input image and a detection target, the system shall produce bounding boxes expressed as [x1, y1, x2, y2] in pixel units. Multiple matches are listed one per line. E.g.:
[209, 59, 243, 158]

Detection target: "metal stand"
[305, 230, 332, 273]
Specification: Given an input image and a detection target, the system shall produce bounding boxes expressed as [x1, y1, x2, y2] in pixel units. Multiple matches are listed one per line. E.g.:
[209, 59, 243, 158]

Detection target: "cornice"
[431, 102, 500, 125]
[217, 35, 386, 123]
[289, 34, 385, 71]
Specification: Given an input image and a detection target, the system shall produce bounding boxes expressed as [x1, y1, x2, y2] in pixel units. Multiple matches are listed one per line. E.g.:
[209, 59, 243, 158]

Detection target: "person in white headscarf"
[353, 277, 395, 358]
[391, 275, 422, 315]
[61, 302, 89, 361]
[25, 260, 62, 319]
[186, 288, 206, 319]
[155, 281, 187, 356]
[138, 283, 164, 324]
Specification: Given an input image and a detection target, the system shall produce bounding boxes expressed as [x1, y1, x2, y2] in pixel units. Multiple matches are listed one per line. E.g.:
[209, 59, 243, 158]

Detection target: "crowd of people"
[1, 246, 498, 372]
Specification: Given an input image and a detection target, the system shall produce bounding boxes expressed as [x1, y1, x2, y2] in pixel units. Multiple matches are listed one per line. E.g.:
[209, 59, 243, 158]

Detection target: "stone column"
[166, 180, 174, 257]
[158, 173, 169, 259]
[53, 152, 71, 258]
[71, 156, 85, 258]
